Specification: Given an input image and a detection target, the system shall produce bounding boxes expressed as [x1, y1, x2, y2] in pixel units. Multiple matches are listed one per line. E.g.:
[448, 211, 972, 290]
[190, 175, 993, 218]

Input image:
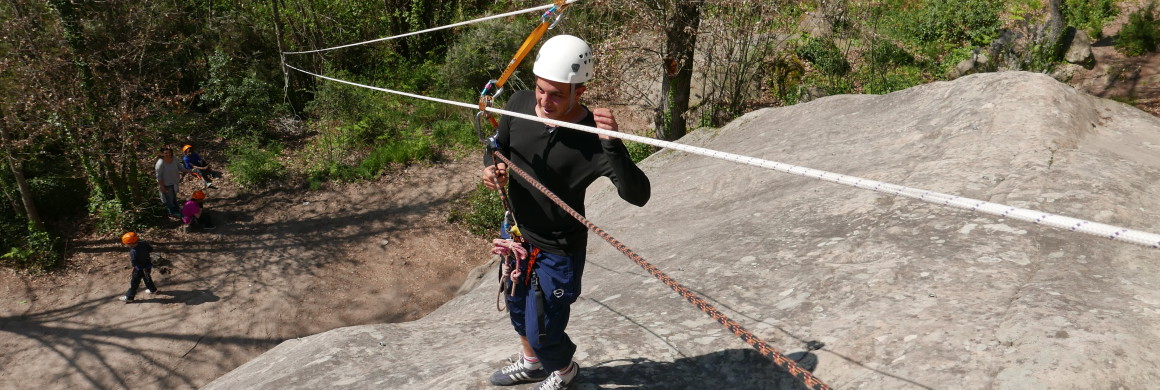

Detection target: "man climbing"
[482, 35, 651, 390]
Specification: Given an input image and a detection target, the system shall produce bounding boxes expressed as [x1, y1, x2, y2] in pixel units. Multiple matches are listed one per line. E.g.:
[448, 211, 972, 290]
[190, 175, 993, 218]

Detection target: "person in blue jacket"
[182, 144, 217, 189]
[118, 232, 157, 303]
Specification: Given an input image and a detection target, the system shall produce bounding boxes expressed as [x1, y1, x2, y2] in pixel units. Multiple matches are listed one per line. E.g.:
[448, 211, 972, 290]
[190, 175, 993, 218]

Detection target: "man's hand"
[482, 163, 508, 190]
[592, 108, 619, 140]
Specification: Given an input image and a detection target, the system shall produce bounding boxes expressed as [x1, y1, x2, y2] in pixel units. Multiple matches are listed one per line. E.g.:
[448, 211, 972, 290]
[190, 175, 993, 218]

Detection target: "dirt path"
[0, 158, 490, 389]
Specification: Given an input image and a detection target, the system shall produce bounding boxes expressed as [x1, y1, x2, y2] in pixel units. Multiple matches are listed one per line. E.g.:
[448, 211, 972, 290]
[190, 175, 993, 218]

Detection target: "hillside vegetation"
[1, 0, 1154, 274]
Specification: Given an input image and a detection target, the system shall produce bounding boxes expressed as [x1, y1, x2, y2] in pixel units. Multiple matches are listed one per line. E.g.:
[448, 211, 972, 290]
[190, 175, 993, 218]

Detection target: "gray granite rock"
[206, 72, 1160, 390]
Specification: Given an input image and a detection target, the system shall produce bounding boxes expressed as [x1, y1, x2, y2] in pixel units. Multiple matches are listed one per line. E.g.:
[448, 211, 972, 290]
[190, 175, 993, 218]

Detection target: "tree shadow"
[0, 293, 278, 389]
[581, 349, 820, 390]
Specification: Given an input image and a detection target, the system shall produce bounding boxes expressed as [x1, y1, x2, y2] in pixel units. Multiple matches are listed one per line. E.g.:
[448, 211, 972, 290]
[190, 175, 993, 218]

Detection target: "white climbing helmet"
[533, 35, 594, 84]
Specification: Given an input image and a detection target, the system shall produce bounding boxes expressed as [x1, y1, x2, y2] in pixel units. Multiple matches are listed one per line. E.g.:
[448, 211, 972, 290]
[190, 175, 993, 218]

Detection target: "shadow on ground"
[581, 349, 819, 390]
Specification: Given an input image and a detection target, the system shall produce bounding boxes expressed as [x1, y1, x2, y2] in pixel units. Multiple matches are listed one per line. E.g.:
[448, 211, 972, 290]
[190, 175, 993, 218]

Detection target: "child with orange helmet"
[181, 144, 218, 189]
[119, 232, 157, 302]
[180, 190, 216, 231]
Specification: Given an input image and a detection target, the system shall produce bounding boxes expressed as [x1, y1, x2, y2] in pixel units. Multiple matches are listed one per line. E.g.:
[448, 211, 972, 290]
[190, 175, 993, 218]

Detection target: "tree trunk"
[0, 124, 45, 232]
[0, 162, 26, 219]
[653, 0, 702, 142]
[270, 0, 293, 110]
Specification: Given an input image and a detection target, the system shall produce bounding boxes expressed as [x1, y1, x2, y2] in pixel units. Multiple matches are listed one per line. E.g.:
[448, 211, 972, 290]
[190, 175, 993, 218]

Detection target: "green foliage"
[868, 40, 915, 67]
[432, 117, 479, 151]
[1006, 0, 1046, 21]
[903, 0, 1003, 46]
[863, 66, 925, 94]
[1062, 0, 1119, 38]
[440, 19, 535, 100]
[624, 141, 655, 164]
[358, 130, 435, 174]
[87, 195, 131, 235]
[226, 138, 285, 188]
[1, 228, 59, 275]
[447, 183, 504, 237]
[939, 46, 978, 75]
[1115, 2, 1160, 57]
[795, 36, 850, 75]
[201, 50, 277, 138]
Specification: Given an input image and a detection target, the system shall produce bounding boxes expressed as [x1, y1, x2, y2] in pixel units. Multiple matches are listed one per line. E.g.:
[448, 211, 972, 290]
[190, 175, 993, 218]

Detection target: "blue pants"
[125, 266, 156, 299]
[506, 248, 586, 372]
[159, 184, 180, 216]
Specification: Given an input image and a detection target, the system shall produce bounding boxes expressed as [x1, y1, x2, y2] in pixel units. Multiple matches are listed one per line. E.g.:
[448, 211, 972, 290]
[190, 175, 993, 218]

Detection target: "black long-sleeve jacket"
[485, 91, 650, 255]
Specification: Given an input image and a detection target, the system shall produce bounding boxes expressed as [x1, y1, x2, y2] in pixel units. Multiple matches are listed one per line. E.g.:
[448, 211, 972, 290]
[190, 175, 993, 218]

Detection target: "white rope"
[286, 65, 1160, 250]
[283, 0, 579, 55]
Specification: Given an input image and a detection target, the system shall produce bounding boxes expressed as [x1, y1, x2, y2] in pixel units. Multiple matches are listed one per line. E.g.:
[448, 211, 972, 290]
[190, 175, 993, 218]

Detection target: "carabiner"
[541, 5, 569, 29]
[478, 79, 505, 111]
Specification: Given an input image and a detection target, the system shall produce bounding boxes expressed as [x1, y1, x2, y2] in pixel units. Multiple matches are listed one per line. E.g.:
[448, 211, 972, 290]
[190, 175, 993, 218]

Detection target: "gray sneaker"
[533, 362, 579, 390]
[489, 358, 548, 386]
[119, 296, 133, 303]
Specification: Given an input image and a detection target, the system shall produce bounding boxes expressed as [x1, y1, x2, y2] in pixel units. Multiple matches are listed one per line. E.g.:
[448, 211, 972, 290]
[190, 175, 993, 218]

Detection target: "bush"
[201, 50, 277, 138]
[868, 40, 915, 67]
[903, 0, 1003, 46]
[226, 138, 285, 188]
[864, 66, 925, 94]
[88, 195, 132, 235]
[625, 140, 655, 164]
[1062, 0, 1119, 38]
[795, 36, 850, 75]
[358, 131, 435, 175]
[440, 19, 537, 101]
[1, 229, 59, 275]
[1116, 2, 1160, 57]
[447, 183, 505, 237]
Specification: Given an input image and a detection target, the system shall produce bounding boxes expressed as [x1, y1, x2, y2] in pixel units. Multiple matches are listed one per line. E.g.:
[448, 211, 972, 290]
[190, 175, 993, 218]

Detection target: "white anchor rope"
[285, 64, 1160, 250]
[283, 0, 580, 55]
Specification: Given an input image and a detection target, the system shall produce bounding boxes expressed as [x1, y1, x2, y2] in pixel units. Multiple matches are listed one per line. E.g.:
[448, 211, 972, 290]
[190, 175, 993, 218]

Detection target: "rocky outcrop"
[206, 72, 1160, 389]
[950, 49, 991, 79]
[1064, 28, 1096, 68]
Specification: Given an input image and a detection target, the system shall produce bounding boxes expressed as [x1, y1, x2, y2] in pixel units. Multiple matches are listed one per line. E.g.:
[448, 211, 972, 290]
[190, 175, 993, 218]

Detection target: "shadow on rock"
[580, 348, 820, 390]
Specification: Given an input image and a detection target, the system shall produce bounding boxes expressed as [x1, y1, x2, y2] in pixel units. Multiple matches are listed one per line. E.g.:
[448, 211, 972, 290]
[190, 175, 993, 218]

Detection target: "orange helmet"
[182, 145, 193, 153]
[192, 190, 206, 200]
[121, 232, 139, 245]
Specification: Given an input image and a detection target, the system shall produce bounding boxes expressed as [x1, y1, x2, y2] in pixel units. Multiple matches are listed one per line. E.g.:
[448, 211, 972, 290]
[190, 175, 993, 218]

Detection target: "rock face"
[1064, 29, 1095, 68]
[205, 72, 1160, 390]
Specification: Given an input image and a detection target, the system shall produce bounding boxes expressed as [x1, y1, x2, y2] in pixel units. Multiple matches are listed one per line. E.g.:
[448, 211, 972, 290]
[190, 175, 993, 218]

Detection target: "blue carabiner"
[479, 79, 505, 106]
[541, 5, 568, 29]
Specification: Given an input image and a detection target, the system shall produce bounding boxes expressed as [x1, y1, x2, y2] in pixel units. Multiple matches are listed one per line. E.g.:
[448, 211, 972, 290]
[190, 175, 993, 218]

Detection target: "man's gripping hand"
[592, 108, 619, 140]
[482, 163, 508, 190]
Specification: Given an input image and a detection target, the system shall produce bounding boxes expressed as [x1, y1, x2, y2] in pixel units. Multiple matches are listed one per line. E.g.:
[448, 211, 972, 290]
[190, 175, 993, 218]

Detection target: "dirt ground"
[0, 158, 491, 389]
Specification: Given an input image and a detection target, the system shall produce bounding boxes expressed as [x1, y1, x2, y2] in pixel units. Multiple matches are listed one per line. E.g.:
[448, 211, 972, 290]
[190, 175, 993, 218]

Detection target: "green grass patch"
[226, 138, 286, 188]
[447, 183, 505, 237]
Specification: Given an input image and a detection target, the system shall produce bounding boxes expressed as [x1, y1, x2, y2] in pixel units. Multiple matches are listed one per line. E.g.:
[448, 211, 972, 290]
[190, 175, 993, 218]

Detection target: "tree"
[654, 0, 703, 141]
